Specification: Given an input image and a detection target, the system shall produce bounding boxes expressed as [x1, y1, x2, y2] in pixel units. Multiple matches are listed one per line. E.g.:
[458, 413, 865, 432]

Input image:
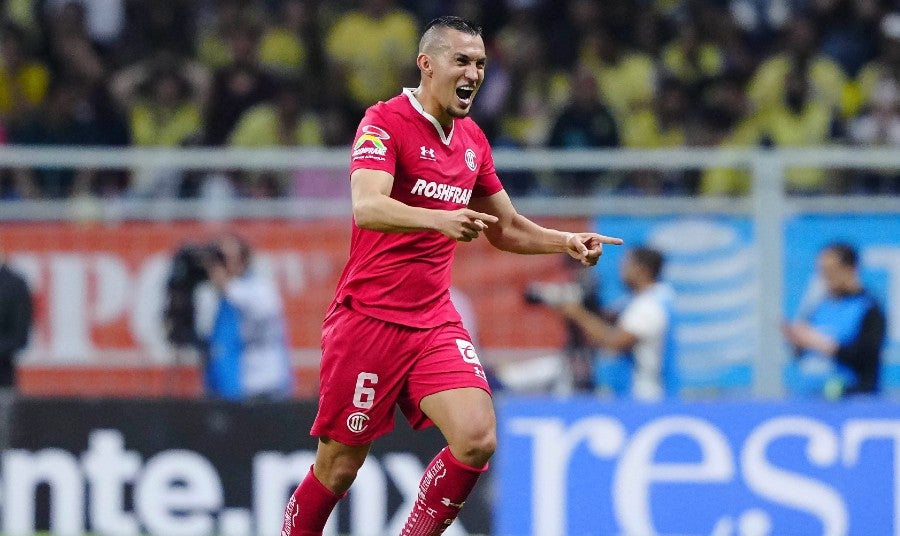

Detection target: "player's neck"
[410, 86, 453, 129]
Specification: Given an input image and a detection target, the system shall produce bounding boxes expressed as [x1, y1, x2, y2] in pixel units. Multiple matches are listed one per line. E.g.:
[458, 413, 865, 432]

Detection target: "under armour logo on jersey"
[420, 145, 436, 160]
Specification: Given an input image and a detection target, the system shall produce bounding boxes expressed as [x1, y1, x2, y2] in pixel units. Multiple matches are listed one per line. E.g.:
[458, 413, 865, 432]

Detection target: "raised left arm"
[468, 189, 622, 266]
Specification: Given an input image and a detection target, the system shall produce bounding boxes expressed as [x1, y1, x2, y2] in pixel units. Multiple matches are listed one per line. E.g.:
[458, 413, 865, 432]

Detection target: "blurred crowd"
[0, 0, 898, 201]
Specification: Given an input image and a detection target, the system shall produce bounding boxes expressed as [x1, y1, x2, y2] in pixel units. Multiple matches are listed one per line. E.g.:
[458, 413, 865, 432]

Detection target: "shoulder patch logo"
[354, 134, 386, 151]
[465, 148, 477, 171]
[362, 125, 391, 139]
[353, 125, 389, 159]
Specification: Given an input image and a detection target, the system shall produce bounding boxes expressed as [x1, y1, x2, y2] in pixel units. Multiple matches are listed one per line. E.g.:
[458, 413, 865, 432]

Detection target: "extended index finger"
[468, 210, 499, 224]
[596, 234, 624, 245]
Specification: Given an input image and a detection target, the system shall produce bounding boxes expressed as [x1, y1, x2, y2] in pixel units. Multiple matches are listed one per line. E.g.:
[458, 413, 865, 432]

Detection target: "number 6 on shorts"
[352, 372, 379, 409]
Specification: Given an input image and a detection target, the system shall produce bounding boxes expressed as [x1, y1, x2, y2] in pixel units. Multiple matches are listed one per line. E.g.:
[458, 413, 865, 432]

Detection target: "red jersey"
[333, 88, 504, 328]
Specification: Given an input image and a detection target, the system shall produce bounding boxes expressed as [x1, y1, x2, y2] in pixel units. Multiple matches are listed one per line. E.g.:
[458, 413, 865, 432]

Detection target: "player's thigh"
[419, 386, 496, 449]
[312, 305, 418, 445]
[404, 322, 495, 442]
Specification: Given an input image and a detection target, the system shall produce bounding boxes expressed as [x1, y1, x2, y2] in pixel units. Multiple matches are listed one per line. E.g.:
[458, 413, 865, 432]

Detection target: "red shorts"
[310, 303, 491, 445]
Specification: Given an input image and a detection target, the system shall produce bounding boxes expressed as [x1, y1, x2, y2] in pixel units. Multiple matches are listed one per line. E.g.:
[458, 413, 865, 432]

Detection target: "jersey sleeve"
[471, 127, 504, 198]
[349, 105, 398, 176]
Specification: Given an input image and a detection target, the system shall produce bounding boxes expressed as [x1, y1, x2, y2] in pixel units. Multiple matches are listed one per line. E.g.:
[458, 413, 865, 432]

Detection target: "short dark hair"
[630, 247, 665, 281]
[823, 242, 858, 268]
[423, 16, 482, 37]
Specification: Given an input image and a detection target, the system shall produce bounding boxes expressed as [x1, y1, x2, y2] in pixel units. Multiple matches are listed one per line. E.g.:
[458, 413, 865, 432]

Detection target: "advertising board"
[497, 397, 900, 536]
[0, 398, 490, 535]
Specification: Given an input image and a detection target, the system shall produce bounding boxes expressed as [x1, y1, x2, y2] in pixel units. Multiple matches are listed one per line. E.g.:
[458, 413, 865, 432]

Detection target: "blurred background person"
[620, 78, 691, 195]
[846, 11, 900, 193]
[41, 1, 107, 88]
[546, 67, 620, 195]
[109, 52, 208, 197]
[696, 73, 760, 196]
[660, 18, 726, 101]
[42, 0, 125, 54]
[203, 21, 276, 146]
[855, 12, 900, 121]
[258, 0, 322, 78]
[550, 246, 678, 401]
[811, 0, 881, 81]
[747, 15, 847, 118]
[8, 79, 125, 199]
[580, 27, 656, 124]
[847, 78, 900, 192]
[756, 67, 844, 193]
[109, 52, 209, 147]
[228, 76, 326, 197]
[195, 0, 248, 69]
[783, 242, 886, 399]
[323, 0, 418, 120]
[228, 79, 325, 147]
[0, 22, 50, 127]
[491, 1, 567, 151]
[0, 243, 32, 390]
[509, 256, 604, 394]
[195, 233, 293, 401]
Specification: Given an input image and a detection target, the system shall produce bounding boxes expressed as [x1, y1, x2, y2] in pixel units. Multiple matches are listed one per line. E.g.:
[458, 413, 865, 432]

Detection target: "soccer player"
[281, 16, 622, 536]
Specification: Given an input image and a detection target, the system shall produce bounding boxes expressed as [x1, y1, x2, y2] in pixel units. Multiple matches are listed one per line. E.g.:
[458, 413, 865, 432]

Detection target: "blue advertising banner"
[594, 216, 757, 391]
[784, 214, 900, 387]
[496, 397, 900, 536]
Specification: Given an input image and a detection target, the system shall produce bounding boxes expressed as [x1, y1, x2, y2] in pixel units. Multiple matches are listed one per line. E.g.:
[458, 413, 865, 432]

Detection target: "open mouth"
[455, 85, 475, 104]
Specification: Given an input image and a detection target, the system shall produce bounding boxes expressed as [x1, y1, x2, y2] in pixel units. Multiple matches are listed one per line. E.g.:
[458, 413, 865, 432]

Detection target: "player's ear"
[417, 53, 432, 77]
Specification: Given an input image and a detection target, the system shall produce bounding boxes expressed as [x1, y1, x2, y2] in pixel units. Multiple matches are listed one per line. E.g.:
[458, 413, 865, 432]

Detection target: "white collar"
[403, 87, 454, 145]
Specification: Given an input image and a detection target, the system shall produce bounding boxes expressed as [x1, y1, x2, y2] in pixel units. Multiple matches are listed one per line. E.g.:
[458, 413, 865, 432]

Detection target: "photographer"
[0, 246, 32, 390]
[539, 247, 679, 401]
[186, 234, 293, 401]
[521, 256, 604, 393]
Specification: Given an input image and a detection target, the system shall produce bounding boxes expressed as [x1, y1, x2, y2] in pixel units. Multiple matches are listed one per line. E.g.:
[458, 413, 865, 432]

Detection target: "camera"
[163, 242, 222, 346]
[168, 242, 223, 290]
[523, 281, 584, 306]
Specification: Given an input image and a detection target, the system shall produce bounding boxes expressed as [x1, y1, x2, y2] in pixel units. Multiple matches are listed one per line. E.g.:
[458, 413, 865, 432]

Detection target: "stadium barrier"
[0, 396, 491, 536]
[0, 146, 898, 397]
[2, 394, 899, 536]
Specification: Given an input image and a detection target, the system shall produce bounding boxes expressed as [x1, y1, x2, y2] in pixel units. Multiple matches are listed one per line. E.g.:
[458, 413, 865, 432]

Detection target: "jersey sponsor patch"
[410, 178, 472, 204]
[352, 125, 390, 160]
